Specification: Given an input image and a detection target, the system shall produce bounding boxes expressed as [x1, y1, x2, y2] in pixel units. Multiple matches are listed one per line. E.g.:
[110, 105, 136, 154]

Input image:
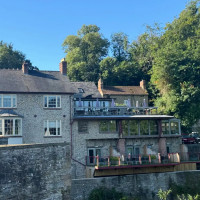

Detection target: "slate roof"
[102, 86, 148, 96]
[0, 69, 75, 94]
[71, 82, 101, 98]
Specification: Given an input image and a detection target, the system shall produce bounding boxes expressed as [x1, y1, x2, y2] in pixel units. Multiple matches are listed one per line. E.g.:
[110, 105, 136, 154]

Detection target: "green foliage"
[62, 24, 109, 82]
[170, 179, 200, 197]
[177, 194, 200, 200]
[151, 0, 200, 129]
[111, 32, 129, 62]
[88, 187, 123, 200]
[157, 189, 172, 200]
[88, 187, 139, 200]
[0, 41, 25, 69]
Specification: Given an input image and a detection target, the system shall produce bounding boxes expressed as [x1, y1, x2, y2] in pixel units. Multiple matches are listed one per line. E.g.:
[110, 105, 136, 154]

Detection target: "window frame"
[44, 120, 62, 136]
[0, 118, 22, 136]
[43, 95, 61, 108]
[0, 94, 17, 108]
[99, 120, 118, 133]
[78, 121, 88, 133]
[122, 120, 159, 137]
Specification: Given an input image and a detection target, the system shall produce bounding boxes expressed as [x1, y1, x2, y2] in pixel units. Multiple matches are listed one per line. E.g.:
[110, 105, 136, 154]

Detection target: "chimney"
[59, 58, 67, 75]
[140, 80, 146, 90]
[22, 61, 29, 74]
[98, 78, 103, 97]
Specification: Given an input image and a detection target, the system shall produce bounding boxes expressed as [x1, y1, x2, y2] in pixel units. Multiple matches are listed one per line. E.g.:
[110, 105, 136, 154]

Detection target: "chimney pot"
[22, 62, 29, 74]
[98, 78, 104, 97]
[140, 80, 146, 90]
[59, 59, 67, 75]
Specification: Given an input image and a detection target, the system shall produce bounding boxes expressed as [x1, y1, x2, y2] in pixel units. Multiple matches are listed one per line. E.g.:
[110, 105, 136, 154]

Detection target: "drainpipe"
[69, 95, 86, 167]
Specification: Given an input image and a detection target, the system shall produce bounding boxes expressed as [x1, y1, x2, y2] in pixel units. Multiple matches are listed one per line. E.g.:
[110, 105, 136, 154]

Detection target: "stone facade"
[0, 143, 71, 200]
[70, 171, 200, 200]
[0, 93, 72, 144]
[71, 119, 182, 178]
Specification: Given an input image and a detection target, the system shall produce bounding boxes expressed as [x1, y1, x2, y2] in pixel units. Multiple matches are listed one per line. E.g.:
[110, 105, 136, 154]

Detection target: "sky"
[0, 0, 190, 71]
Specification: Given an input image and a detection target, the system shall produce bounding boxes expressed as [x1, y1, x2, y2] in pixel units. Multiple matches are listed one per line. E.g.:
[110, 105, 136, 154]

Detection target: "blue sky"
[0, 0, 190, 71]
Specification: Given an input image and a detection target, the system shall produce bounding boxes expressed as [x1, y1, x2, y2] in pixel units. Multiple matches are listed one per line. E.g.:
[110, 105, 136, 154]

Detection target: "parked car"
[190, 132, 200, 144]
[182, 134, 196, 144]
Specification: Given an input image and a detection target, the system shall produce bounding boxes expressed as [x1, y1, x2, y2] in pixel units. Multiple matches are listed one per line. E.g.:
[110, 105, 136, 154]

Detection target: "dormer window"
[0, 94, 17, 108]
[78, 88, 84, 93]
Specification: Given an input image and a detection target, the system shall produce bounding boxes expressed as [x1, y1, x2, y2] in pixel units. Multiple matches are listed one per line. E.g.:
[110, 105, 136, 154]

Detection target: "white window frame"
[0, 94, 17, 108]
[0, 118, 22, 136]
[44, 95, 61, 108]
[44, 120, 61, 136]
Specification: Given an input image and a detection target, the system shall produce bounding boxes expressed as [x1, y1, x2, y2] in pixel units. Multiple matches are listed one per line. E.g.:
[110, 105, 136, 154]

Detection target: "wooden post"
[149, 154, 151, 164]
[158, 153, 161, 163]
[96, 155, 99, 167]
[108, 157, 110, 166]
[118, 157, 120, 166]
[139, 155, 142, 164]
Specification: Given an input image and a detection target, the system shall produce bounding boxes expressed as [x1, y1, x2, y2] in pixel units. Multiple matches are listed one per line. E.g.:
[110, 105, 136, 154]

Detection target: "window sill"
[43, 108, 62, 110]
[44, 136, 62, 138]
[78, 132, 89, 134]
[0, 107, 17, 109]
[0, 135, 22, 138]
[99, 132, 118, 134]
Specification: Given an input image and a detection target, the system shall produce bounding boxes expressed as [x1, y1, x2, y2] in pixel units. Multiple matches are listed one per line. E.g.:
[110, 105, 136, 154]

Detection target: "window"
[87, 148, 101, 165]
[162, 121, 170, 135]
[44, 95, 61, 108]
[78, 88, 84, 93]
[122, 120, 139, 136]
[78, 121, 88, 133]
[149, 120, 158, 135]
[170, 121, 179, 134]
[122, 120, 158, 136]
[162, 119, 180, 135]
[99, 120, 117, 133]
[44, 120, 61, 136]
[0, 118, 22, 136]
[0, 94, 16, 108]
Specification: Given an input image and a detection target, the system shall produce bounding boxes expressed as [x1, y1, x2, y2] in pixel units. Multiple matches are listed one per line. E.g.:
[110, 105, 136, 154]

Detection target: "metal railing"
[85, 152, 200, 167]
[74, 106, 158, 117]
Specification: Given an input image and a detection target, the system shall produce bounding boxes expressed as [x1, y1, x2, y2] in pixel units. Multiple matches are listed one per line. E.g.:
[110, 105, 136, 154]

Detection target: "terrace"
[74, 105, 158, 117]
[85, 152, 200, 177]
[86, 152, 200, 167]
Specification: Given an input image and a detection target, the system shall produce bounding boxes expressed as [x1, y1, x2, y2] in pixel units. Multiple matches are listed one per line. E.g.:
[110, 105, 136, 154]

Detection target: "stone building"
[72, 80, 182, 178]
[98, 78, 148, 107]
[0, 60, 74, 145]
[0, 60, 182, 179]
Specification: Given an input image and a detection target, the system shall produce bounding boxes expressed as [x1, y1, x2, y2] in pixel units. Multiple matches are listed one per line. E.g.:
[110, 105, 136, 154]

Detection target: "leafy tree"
[151, 0, 200, 129]
[62, 24, 109, 82]
[0, 41, 25, 69]
[111, 32, 129, 62]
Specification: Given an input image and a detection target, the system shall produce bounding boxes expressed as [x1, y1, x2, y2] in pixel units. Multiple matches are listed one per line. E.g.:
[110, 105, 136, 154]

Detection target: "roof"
[102, 86, 148, 96]
[71, 82, 101, 98]
[0, 110, 23, 118]
[0, 69, 75, 94]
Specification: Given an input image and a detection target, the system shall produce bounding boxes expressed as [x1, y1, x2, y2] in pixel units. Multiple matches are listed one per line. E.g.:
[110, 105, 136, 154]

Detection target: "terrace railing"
[86, 152, 200, 167]
[74, 106, 158, 117]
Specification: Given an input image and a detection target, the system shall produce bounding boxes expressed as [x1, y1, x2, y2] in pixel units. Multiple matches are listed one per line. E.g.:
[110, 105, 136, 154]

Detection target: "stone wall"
[70, 171, 200, 200]
[0, 143, 71, 200]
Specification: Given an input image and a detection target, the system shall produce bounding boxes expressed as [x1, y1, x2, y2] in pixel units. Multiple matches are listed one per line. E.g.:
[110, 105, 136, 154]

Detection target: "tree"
[0, 41, 25, 69]
[151, 0, 200, 129]
[62, 24, 109, 82]
[111, 32, 129, 62]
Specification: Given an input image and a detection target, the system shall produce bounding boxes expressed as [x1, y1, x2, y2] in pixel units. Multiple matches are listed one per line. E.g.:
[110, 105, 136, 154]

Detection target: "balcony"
[74, 106, 158, 117]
